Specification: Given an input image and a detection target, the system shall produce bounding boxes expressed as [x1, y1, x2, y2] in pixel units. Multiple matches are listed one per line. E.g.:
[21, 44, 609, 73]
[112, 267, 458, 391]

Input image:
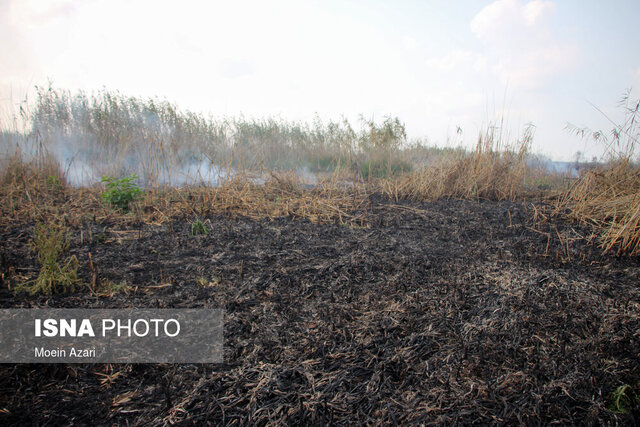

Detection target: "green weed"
[608, 384, 640, 415]
[190, 219, 210, 236]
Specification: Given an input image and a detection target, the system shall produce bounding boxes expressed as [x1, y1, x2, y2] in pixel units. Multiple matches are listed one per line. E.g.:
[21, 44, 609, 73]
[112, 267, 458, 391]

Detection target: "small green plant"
[190, 219, 209, 236]
[608, 384, 640, 415]
[101, 174, 143, 212]
[45, 175, 64, 191]
[89, 227, 108, 245]
[533, 177, 552, 191]
[16, 222, 79, 295]
[197, 277, 219, 287]
[93, 280, 132, 296]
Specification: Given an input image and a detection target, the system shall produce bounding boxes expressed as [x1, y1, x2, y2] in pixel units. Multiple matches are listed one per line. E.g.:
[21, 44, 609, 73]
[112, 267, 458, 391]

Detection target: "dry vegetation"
[0, 86, 550, 229]
[0, 86, 639, 423]
[559, 160, 640, 255]
[558, 90, 640, 255]
[1, 86, 639, 257]
[379, 124, 535, 201]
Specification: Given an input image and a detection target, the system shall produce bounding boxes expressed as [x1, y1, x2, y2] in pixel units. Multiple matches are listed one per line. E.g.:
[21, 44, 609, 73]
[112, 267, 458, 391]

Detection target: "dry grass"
[378, 124, 534, 201]
[558, 160, 640, 255]
[0, 85, 583, 238]
[0, 165, 371, 229]
[557, 91, 640, 256]
[0, 152, 70, 223]
[0, 119, 545, 231]
[155, 172, 371, 226]
[0, 151, 66, 190]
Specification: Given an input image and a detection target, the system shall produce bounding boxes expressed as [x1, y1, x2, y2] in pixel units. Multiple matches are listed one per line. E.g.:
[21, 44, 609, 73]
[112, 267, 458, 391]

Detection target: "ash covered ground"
[1, 197, 639, 424]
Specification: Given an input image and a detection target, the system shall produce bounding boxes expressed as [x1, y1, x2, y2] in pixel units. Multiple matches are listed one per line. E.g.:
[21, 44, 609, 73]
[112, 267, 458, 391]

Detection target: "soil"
[0, 196, 639, 425]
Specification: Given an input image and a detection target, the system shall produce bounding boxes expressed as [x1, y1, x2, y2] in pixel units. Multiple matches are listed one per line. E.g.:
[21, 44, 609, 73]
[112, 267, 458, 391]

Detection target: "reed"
[0, 85, 568, 231]
[558, 90, 640, 255]
[379, 123, 534, 201]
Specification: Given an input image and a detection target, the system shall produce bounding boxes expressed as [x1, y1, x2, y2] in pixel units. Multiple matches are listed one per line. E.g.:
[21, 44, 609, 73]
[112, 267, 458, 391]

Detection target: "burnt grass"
[1, 196, 639, 425]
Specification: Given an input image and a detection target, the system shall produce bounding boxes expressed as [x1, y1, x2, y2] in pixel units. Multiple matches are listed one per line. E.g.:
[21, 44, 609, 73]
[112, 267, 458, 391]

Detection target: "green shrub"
[16, 223, 79, 295]
[101, 174, 144, 212]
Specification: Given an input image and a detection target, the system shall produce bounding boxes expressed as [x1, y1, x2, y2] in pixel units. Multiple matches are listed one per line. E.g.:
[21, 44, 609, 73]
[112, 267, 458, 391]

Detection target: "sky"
[1, 0, 639, 161]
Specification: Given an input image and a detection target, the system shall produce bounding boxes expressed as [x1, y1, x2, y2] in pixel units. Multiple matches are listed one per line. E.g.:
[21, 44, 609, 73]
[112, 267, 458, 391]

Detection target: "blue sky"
[1, 0, 639, 160]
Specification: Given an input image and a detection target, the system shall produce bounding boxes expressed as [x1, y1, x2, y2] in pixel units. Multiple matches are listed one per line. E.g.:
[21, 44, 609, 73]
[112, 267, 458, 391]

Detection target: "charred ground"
[0, 196, 639, 425]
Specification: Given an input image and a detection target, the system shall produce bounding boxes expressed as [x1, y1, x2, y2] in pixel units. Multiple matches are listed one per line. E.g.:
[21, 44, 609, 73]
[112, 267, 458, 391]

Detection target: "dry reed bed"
[557, 160, 640, 255]
[0, 137, 559, 231]
[4, 85, 638, 258]
[5, 142, 639, 260]
[378, 131, 535, 202]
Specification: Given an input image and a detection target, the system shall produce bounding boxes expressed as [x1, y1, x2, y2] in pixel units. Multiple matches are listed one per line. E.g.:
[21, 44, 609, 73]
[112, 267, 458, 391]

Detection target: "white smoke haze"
[0, 128, 238, 188]
[0, 87, 360, 187]
[0, 87, 236, 187]
[0, 86, 583, 189]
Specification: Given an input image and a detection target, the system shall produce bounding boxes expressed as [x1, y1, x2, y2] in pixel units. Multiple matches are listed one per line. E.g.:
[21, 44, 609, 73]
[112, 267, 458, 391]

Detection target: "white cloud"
[8, 0, 75, 28]
[470, 0, 577, 89]
[422, 50, 491, 120]
[402, 35, 418, 52]
[425, 50, 477, 72]
[471, 0, 555, 43]
[522, 0, 556, 26]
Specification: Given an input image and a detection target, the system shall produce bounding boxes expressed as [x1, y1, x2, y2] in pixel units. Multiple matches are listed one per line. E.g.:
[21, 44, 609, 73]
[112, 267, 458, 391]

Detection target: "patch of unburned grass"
[15, 222, 79, 295]
[0, 152, 70, 223]
[558, 160, 640, 255]
[0, 164, 372, 228]
[378, 124, 534, 201]
[558, 91, 640, 255]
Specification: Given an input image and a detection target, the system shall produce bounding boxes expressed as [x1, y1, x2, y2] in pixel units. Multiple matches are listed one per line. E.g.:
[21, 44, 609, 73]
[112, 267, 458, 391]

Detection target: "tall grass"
[379, 123, 534, 201]
[2, 85, 552, 193]
[5, 86, 419, 187]
[558, 90, 640, 255]
[0, 84, 572, 231]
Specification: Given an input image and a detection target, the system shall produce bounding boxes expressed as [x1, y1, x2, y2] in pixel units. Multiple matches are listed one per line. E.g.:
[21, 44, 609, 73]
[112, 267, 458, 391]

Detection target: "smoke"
[155, 159, 231, 188]
[0, 128, 235, 188]
[0, 87, 424, 188]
